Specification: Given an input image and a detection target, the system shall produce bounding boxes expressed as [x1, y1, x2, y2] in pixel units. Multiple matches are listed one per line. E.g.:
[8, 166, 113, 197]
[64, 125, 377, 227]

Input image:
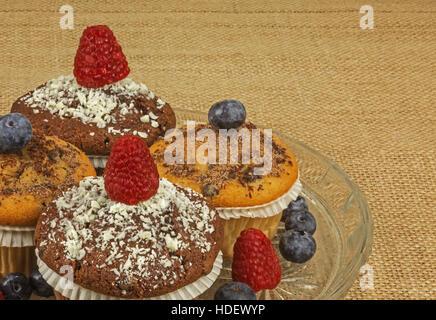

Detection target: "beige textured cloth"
[0, 0, 434, 299]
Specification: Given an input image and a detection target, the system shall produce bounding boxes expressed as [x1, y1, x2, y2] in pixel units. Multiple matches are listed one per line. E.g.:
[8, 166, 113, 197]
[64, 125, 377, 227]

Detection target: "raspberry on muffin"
[34, 135, 223, 299]
[104, 135, 159, 205]
[10, 25, 176, 172]
[74, 25, 130, 88]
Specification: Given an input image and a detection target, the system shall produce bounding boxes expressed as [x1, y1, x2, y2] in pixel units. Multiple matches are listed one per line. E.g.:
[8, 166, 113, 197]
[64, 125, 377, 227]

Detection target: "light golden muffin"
[0, 130, 95, 277]
[150, 122, 301, 257]
[0, 132, 96, 226]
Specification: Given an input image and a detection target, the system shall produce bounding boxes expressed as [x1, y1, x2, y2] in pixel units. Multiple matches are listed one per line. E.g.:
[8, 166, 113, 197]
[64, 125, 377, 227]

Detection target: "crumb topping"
[37, 177, 218, 295]
[20, 75, 167, 139]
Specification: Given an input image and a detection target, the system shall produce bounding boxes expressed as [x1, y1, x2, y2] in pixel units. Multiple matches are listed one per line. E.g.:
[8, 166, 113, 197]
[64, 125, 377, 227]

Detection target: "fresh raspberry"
[74, 25, 130, 88]
[232, 228, 281, 292]
[104, 135, 159, 205]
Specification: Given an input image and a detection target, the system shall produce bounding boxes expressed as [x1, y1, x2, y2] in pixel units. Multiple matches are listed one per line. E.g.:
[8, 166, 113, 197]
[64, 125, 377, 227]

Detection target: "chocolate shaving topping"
[154, 122, 293, 195]
[0, 131, 82, 198]
[202, 184, 219, 197]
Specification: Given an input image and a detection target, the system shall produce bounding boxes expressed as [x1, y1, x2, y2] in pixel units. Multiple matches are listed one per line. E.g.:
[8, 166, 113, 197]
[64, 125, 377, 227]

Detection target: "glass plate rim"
[172, 107, 373, 299]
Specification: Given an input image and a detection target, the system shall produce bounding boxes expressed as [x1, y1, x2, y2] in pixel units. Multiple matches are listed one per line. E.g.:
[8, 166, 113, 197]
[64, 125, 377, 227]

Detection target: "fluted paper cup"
[0, 225, 36, 277]
[217, 177, 302, 258]
[87, 155, 109, 175]
[37, 250, 223, 300]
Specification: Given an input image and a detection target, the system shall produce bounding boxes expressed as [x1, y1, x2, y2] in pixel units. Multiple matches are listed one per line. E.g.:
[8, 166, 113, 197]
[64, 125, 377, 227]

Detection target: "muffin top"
[0, 131, 96, 226]
[35, 176, 223, 299]
[11, 75, 176, 155]
[150, 122, 299, 207]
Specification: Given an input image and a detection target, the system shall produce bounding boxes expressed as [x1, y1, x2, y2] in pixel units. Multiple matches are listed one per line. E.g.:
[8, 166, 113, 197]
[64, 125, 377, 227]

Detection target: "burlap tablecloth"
[0, 0, 434, 299]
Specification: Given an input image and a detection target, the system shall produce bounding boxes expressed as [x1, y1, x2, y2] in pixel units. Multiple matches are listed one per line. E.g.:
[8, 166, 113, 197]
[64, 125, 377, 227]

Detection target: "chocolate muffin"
[11, 75, 176, 155]
[34, 177, 223, 299]
[11, 25, 176, 174]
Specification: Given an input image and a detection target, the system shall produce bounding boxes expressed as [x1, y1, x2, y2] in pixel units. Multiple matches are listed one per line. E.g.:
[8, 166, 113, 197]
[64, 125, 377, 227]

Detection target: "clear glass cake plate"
[31, 107, 373, 301]
[174, 108, 373, 300]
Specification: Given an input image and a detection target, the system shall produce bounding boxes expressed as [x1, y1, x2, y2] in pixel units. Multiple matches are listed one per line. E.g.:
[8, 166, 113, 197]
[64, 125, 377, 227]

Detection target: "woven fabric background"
[0, 0, 434, 299]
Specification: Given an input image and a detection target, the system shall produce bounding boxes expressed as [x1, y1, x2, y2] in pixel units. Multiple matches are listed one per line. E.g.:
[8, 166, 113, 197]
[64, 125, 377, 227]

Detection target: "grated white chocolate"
[20, 75, 167, 138]
[39, 177, 218, 294]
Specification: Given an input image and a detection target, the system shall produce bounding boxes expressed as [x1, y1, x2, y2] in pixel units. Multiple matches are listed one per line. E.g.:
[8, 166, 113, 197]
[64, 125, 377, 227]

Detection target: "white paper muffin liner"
[0, 225, 35, 247]
[36, 250, 223, 300]
[87, 155, 109, 169]
[217, 175, 302, 220]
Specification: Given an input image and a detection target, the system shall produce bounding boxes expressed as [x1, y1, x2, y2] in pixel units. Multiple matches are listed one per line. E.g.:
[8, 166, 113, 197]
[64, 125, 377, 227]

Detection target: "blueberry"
[281, 207, 292, 222]
[279, 230, 316, 263]
[281, 196, 309, 222]
[0, 272, 32, 300]
[214, 282, 257, 300]
[29, 269, 54, 297]
[0, 113, 33, 153]
[285, 211, 316, 235]
[208, 100, 246, 130]
[289, 196, 309, 212]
